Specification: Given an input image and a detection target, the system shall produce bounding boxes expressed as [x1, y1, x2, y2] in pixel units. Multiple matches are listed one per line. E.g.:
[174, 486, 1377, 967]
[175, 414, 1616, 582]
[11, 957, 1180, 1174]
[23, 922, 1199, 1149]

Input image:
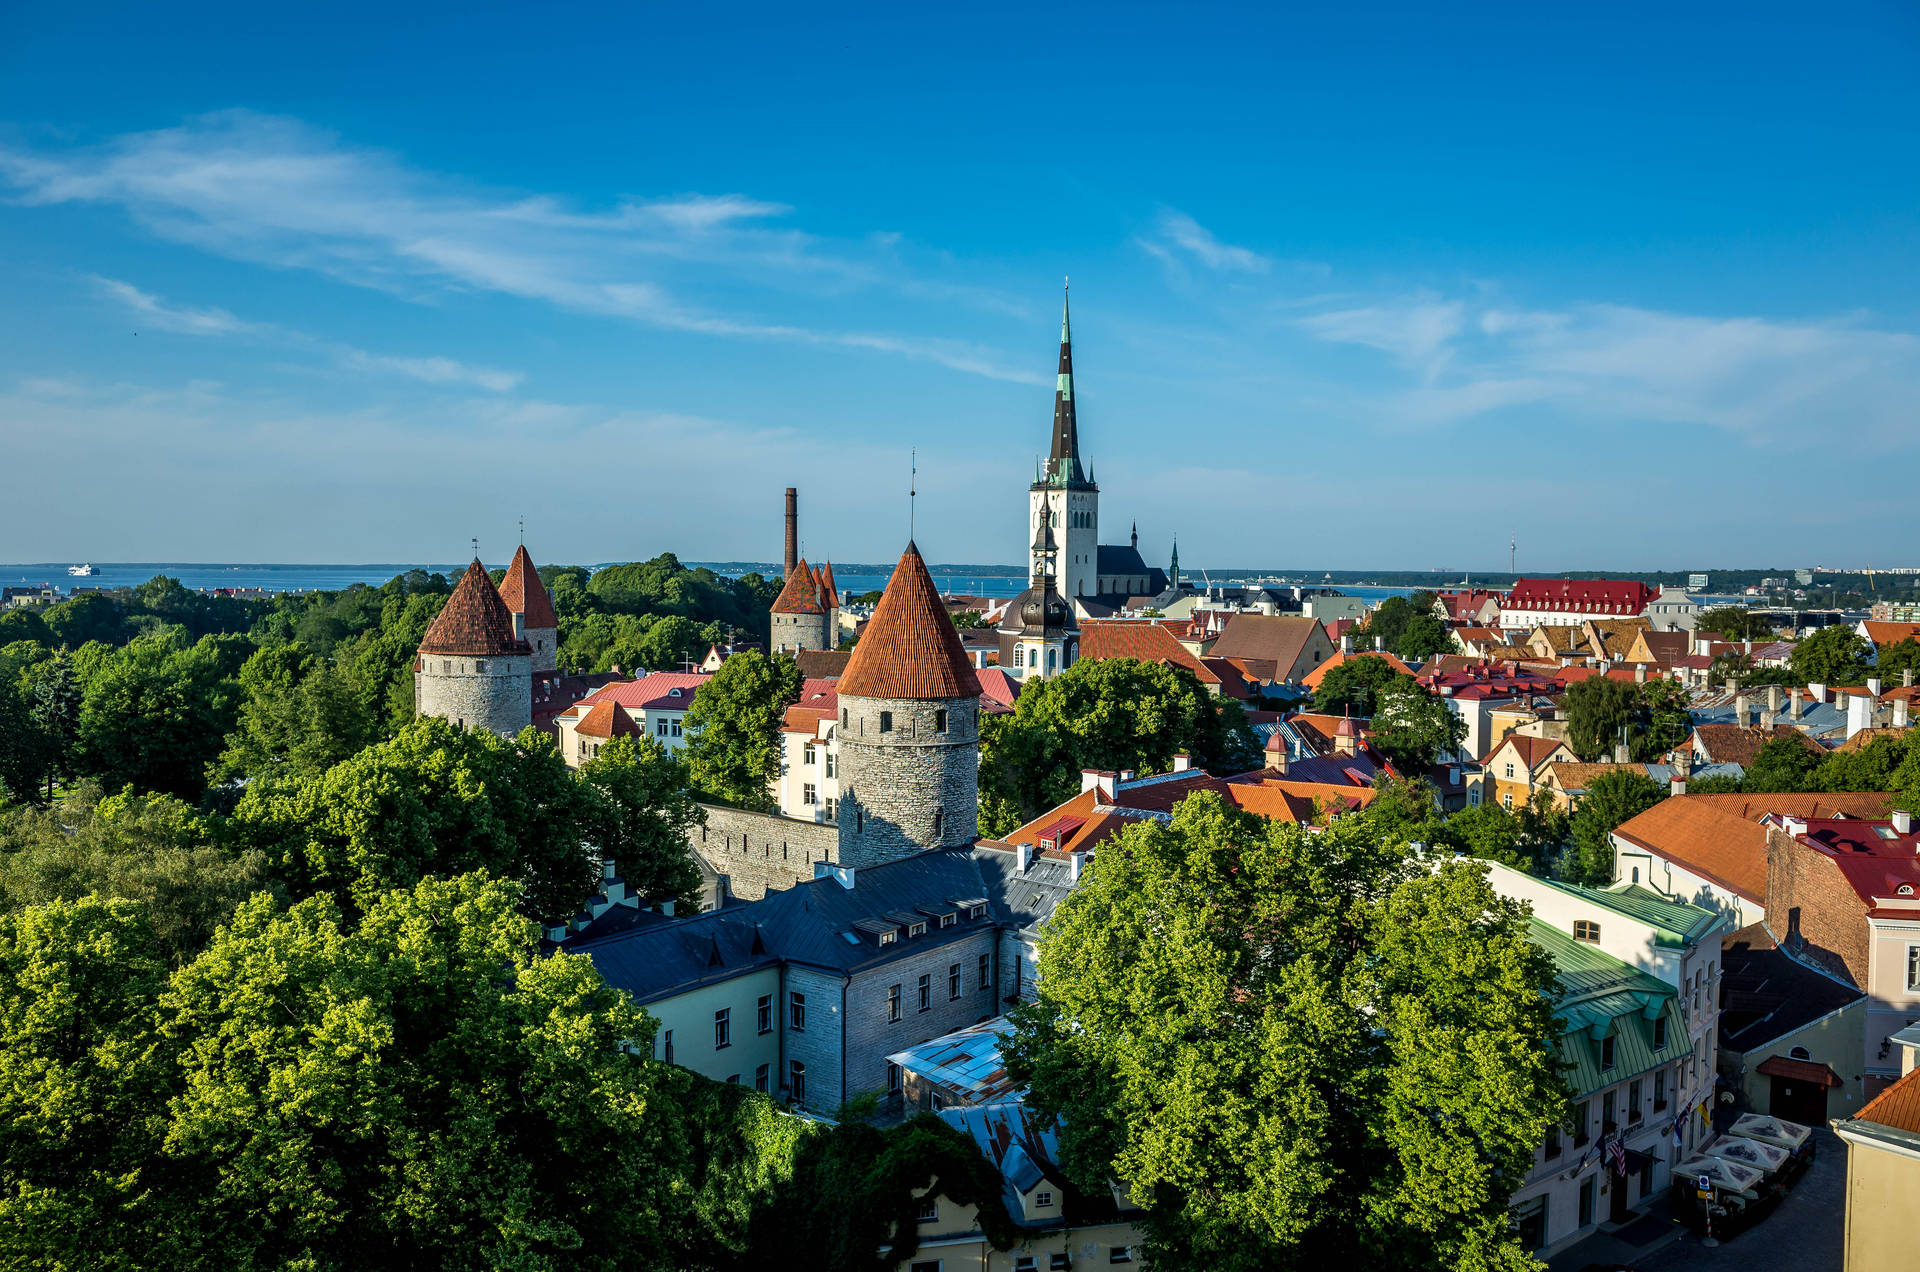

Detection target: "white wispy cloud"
[1294, 288, 1920, 444]
[2, 111, 1042, 385]
[89, 275, 523, 392]
[1147, 209, 1271, 273]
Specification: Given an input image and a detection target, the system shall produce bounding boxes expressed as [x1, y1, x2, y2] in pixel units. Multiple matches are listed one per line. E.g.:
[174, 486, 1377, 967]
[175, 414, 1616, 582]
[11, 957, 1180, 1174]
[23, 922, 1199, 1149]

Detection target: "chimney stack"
[1635, 664, 1647, 684]
[1374, 635, 1385, 652]
[1896, 698, 1910, 729]
[1341, 634, 1353, 655]
[1069, 850, 1087, 883]
[1761, 709, 1776, 731]
[1789, 687, 1802, 720]
[1868, 677, 1884, 698]
[1670, 774, 1688, 797]
[784, 487, 798, 576]
[1767, 685, 1782, 715]
[1892, 809, 1913, 836]
[1735, 694, 1751, 728]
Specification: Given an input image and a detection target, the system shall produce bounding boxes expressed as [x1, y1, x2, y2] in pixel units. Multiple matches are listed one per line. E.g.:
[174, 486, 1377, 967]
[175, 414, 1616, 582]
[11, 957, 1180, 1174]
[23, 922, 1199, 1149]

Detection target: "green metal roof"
[1530, 919, 1689, 1097]
[1535, 878, 1718, 948]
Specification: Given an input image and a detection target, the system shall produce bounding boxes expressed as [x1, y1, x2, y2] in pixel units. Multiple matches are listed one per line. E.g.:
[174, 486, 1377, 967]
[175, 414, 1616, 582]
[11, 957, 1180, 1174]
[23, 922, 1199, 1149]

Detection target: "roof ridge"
[837, 543, 983, 701]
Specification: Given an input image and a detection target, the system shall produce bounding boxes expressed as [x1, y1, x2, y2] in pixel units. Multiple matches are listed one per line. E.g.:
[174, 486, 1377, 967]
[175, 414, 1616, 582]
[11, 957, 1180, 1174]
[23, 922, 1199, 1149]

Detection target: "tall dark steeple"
[1047, 281, 1086, 486]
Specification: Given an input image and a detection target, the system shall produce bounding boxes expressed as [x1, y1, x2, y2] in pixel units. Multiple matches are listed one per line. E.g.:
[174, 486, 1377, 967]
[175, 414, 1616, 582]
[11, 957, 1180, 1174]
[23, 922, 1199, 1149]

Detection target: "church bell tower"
[1030, 283, 1098, 601]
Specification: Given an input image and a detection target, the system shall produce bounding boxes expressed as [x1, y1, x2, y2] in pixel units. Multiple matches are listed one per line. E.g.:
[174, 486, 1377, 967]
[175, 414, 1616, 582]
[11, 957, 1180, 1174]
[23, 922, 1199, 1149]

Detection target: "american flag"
[1608, 1137, 1628, 1175]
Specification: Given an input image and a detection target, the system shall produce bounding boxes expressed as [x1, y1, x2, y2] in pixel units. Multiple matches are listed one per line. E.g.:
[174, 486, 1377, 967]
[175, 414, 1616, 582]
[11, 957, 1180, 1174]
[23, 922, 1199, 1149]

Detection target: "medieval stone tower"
[415, 559, 533, 736]
[499, 544, 558, 673]
[769, 491, 840, 653]
[833, 541, 982, 867]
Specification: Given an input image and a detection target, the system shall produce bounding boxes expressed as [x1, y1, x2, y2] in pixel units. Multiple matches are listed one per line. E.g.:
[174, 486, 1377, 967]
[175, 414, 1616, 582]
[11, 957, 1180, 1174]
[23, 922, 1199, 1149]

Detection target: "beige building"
[1834, 1026, 1920, 1272]
[902, 1099, 1148, 1272]
[551, 671, 710, 768]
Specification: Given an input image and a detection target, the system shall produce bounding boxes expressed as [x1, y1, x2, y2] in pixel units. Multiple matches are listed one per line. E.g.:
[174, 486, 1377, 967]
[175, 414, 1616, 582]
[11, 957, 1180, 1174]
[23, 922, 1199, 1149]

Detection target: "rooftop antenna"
[1509, 533, 1516, 577]
[909, 448, 917, 541]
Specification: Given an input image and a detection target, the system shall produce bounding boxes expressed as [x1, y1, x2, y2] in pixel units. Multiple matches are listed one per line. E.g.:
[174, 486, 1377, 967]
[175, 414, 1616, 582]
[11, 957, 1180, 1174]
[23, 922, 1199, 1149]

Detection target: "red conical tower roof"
[817, 560, 839, 609]
[838, 543, 982, 701]
[419, 560, 531, 657]
[499, 545, 557, 629]
[771, 559, 825, 614]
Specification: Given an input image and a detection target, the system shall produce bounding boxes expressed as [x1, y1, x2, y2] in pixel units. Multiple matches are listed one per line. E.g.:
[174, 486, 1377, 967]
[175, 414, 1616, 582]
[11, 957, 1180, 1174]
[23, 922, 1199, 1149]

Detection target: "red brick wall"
[1765, 828, 1870, 987]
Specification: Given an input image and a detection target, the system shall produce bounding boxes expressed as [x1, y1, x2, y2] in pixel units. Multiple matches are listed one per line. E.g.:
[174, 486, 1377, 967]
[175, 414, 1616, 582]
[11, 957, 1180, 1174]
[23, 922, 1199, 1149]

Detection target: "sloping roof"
[418, 559, 531, 657]
[974, 667, 1023, 714]
[1613, 793, 1896, 904]
[1862, 621, 1920, 648]
[577, 672, 710, 711]
[1079, 620, 1219, 684]
[1632, 629, 1691, 662]
[1547, 879, 1720, 946]
[1547, 761, 1648, 795]
[837, 543, 983, 701]
[1531, 919, 1689, 1095]
[1691, 723, 1825, 769]
[1852, 1063, 1920, 1136]
[573, 699, 643, 740]
[1208, 614, 1326, 682]
[887, 1019, 1017, 1103]
[1485, 733, 1571, 770]
[771, 559, 825, 614]
[970, 843, 1077, 935]
[1299, 649, 1416, 690]
[1506, 578, 1656, 614]
[498, 545, 557, 628]
[1719, 923, 1864, 1054]
[816, 560, 839, 608]
[1095, 543, 1153, 577]
[793, 649, 851, 679]
[938, 1101, 1073, 1227]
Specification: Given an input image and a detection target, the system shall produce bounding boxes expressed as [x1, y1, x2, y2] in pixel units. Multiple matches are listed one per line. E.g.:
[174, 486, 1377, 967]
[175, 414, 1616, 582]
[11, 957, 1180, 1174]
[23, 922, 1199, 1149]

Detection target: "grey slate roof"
[971, 843, 1077, 935]
[571, 849, 1001, 1004]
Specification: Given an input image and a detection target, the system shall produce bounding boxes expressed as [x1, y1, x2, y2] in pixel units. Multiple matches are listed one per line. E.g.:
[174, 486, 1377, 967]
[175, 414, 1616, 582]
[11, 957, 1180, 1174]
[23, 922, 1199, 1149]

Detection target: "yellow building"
[1480, 734, 1575, 812]
[1834, 1026, 1920, 1272]
[899, 1100, 1148, 1272]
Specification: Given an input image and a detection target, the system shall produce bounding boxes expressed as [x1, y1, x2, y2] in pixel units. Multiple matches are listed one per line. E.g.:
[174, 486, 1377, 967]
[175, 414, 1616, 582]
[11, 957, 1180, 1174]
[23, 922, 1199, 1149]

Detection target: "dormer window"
[669, 688, 681, 697]
[1601, 1034, 1616, 1071]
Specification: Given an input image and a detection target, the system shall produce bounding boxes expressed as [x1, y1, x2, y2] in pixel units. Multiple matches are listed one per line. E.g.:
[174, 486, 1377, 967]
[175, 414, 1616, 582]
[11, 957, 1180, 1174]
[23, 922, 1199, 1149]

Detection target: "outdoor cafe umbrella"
[1728, 1113, 1813, 1154]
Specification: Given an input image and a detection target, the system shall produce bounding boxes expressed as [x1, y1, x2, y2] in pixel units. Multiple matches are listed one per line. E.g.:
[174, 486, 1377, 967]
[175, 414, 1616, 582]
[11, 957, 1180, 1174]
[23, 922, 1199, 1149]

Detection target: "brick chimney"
[1735, 694, 1751, 728]
[784, 487, 798, 576]
[1789, 687, 1802, 720]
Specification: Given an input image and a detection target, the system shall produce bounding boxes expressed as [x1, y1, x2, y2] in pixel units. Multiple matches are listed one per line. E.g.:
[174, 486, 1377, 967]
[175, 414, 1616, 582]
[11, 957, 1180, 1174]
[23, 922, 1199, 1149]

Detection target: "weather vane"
[909, 448, 917, 540]
[471, 536, 479, 561]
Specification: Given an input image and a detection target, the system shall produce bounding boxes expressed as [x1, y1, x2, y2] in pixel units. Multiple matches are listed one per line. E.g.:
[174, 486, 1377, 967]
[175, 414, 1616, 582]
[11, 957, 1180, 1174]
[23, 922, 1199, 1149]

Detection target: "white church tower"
[1030, 284, 1099, 601]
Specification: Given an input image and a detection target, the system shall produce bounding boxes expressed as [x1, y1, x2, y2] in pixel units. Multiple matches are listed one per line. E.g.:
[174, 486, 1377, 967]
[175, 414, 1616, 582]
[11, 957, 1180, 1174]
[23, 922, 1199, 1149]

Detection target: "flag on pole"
[1608, 1137, 1628, 1175]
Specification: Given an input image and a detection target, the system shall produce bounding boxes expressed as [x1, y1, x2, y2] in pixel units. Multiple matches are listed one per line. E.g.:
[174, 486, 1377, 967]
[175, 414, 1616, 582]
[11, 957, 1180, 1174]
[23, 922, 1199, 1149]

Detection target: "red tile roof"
[1080, 620, 1220, 684]
[1208, 614, 1328, 683]
[836, 542, 983, 701]
[1484, 734, 1573, 769]
[418, 560, 530, 657]
[771, 559, 826, 614]
[1299, 649, 1415, 690]
[816, 560, 840, 609]
[1614, 792, 1895, 904]
[1690, 723, 1825, 769]
[1754, 1055, 1843, 1088]
[793, 649, 851, 679]
[1862, 621, 1920, 648]
[1503, 578, 1656, 616]
[498, 545, 557, 629]
[573, 699, 643, 740]
[577, 672, 711, 711]
[1853, 1062, 1920, 1135]
[974, 667, 1023, 714]
[1783, 818, 1920, 910]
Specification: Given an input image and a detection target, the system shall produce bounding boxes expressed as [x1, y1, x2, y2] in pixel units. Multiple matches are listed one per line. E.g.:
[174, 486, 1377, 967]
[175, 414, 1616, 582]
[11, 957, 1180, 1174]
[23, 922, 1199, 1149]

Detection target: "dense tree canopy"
[1741, 736, 1826, 794]
[1563, 675, 1689, 763]
[1567, 769, 1666, 884]
[1310, 653, 1405, 717]
[683, 651, 804, 810]
[1004, 793, 1565, 1271]
[578, 735, 708, 913]
[1442, 792, 1569, 878]
[1366, 676, 1466, 774]
[1355, 593, 1456, 662]
[1696, 607, 1778, 641]
[978, 658, 1260, 834]
[1788, 625, 1872, 687]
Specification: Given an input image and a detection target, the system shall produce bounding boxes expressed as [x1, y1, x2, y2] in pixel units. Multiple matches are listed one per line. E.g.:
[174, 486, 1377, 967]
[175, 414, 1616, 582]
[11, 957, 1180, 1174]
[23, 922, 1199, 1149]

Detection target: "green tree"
[1566, 769, 1664, 884]
[0, 784, 268, 965]
[1356, 595, 1415, 655]
[1445, 791, 1568, 877]
[0, 895, 175, 1271]
[978, 658, 1261, 830]
[683, 651, 804, 809]
[28, 649, 82, 794]
[211, 642, 381, 784]
[0, 682, 55, 805]
[1310, 653, 1405, 717]
[72, 630, 248, 801]
[1367, 676, 1466, 774]
[1813, 732, 1916, 793]
[228, 717, 598, 919]
[1873, 638, 1920, 687]
[1639, 677, 1693, 757]
[1397, 612, 1458, 662]
[1696, 607, 1776, 641]
[640, 614, 705, 671]
[746, 1113, 1017, 1272]
[43, 592, 127, 648]
[1788, 625, 1871, 687]
[1563, 676, 1640, 762]
[579, 735, 707, 913]
[1742, 735, 1824, 793]
[1004, 793, 1565, 1271]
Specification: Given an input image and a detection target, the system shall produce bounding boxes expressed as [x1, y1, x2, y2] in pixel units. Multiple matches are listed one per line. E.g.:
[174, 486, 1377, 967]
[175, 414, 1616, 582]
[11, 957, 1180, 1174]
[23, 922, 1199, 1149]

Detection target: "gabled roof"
[1079, 620, 1219, 684]
[1299, 649, 1415, 690]
[1530, 919, 1689, 1094]
[837, 542, 983, 701]
[887, 1019, 1017, 1103]
[1208, 614, 1327, 682]
[1851, 1061, 1920, 1137]
[938, 1100, 1076, 1226]
[1613, 792, 1895, 904]
[1862, 621, 1920, 648]
[498, 545, 557, 629]
[418, 560, 531, 657]
[576, 672, 710, 711]
[573, 699, 643, 740]
[771, 559, 825, 614]
[1484, 733, 1572, 770]
[1506, 578, 1656, 614]
[1718, 923, 1864, 1055]
[1095, 543, 1151, 577]
[1690, 723, 1825, 769]
[793, 649, 851, 679]
[816, 560, 839, 608]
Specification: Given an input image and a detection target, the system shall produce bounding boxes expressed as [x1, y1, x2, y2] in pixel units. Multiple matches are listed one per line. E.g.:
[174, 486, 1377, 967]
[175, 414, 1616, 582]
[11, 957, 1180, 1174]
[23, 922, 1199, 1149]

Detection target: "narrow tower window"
[935, 708, 948, 733]
[879, 711, 893, 733]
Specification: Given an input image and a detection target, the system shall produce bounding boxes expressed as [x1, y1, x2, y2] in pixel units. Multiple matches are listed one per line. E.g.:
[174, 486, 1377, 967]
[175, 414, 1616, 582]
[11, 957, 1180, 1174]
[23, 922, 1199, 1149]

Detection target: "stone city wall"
[693, 804, 839, 900]
[415, 654, 532, 737]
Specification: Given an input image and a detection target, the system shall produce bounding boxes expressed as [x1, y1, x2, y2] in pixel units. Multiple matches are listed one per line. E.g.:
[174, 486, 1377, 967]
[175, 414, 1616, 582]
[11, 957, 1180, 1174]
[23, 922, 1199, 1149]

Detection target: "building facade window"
[932, 808, 943, 838]
[1601, 1035, 1616, 1071]
[803, 783, 818, 806]
[1572, 1100, 1589, 1144]
[1654, 1068, 1667, 1109]
[789, 1061, 805, 1101]
[1653, 1016, 1667, 1050]
[888, 983, 902, 1023]
[1574, 920, 1601, 943]
[948, 963, 961, 1000]
[758, 995, 772, 1034]
[880, 711, 893, 733]
[978, 952, 991, 991]
[1908, 944, 1920, 992]
[1602, 1090, 1616, 1132]
[918, 974, 931, 1012]
[755, 1063, 768, 1092]
[714, 1008, 731, 1049]
[888, 1061, 901, 1093]
[935, 708, 947, 732]
[1628, 1079, 1642, 1122]
[790, 991, 806, 1032]
[662, 1029, 673, 1064]
[916, 1199, 939, 1223]
[1789, 1045, 1812, 1061]
[803, 743, 816, 766]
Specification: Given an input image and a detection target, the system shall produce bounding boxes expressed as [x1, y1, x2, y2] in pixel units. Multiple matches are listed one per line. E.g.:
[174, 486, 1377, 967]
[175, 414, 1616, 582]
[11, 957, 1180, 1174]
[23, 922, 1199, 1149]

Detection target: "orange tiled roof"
[771, 559, 825, 614]
[573, 699, 642, 740]
[1299, 649, 1415, 690]
[1079, 620, 1220, 684]
[1483, 734, 1571, 769]
[1209, 614, 1327, 682]
[836, 542, 983, 701]
[1691, 723, 1824, 769]
[419, 560, 530, 657]
[1862, 621, 1920, 648]
[498, 545, 557, 629]
[1614, 792, 1896, 904]
[793, 649, 851, 679]
[1854, 1063, 1920, 1135]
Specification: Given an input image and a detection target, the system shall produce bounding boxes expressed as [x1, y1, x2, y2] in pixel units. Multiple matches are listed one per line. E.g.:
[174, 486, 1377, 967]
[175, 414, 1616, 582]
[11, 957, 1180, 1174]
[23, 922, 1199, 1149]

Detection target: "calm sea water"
[0, 561, 1420, 605]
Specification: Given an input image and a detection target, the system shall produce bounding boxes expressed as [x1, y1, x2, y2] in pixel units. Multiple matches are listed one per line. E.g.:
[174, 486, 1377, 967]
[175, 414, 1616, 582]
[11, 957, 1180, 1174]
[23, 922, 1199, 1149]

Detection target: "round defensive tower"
[833, 541, 983, 867]
[499, 544, 559, 673]
[415, 559, 533, 737]
[770, 558, 835, 654]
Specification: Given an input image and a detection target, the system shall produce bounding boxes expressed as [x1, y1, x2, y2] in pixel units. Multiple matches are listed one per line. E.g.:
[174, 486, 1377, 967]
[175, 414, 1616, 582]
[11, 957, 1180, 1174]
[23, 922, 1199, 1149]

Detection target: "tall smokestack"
[784, 487, 798, 576]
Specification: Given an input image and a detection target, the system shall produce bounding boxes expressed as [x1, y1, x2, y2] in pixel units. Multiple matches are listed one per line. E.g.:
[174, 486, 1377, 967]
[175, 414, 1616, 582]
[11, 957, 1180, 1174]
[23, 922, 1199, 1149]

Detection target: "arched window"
[1047, 648, 1057, 673]
[1789, 1046, 1812, 1061]
[1013, 647, 1024, 668]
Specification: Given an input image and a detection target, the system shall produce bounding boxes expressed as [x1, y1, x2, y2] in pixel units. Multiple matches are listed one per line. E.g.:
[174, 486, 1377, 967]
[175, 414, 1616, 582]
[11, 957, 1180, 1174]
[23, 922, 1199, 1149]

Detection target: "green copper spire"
[1170, 534, 1180, 588]
[1046, 279, 1085, 484]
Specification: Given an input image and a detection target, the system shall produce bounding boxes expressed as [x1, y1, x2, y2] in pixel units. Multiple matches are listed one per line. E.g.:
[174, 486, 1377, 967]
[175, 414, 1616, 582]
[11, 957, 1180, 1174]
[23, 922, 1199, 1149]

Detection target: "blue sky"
[2, 1, 1917, 571]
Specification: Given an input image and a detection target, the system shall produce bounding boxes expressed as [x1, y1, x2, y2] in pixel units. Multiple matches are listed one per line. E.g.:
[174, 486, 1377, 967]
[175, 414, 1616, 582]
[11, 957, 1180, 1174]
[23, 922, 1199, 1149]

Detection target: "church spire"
[1047, 279, 1085, 485]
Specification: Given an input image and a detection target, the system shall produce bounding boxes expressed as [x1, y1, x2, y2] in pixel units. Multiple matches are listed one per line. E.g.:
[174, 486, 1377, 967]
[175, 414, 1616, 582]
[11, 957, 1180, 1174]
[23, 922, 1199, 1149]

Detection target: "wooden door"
[1770, 1075, 1827, 1127]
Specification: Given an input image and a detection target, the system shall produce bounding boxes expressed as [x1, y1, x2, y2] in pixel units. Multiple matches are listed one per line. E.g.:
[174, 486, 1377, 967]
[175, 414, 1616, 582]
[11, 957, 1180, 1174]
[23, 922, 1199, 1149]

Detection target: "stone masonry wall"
[771, 610, 831, 654]
[836, 693, 979, 869]
[524, 624, 557, 674]
[780, 965, 847, 1110]
[415, 654, 532, 737]
[844, 930, 999, 1106]
[1766, 828, 1870, 986]
[693, 805, 839, 900]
